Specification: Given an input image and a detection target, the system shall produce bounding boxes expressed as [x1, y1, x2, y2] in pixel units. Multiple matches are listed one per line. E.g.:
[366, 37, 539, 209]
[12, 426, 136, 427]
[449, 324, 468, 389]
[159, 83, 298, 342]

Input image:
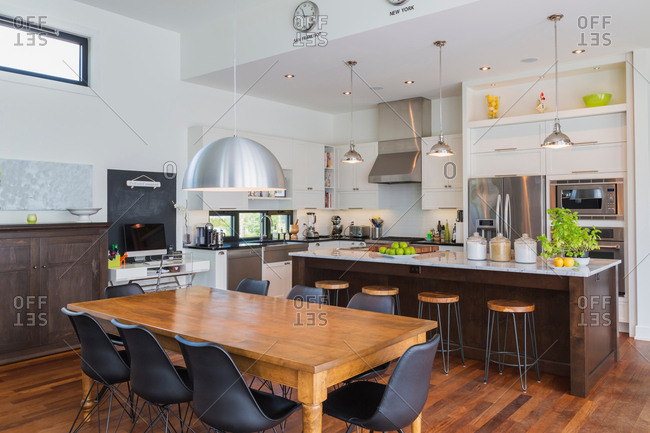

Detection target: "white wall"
[0, 0, 332, 230]
[331, 96, 462, 145]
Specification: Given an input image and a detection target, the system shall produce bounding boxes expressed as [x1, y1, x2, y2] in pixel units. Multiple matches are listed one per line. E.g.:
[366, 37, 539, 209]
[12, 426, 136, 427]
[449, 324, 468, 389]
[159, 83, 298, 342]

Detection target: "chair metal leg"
[454, 302, 466, 366]
[395, 293, 401, 315]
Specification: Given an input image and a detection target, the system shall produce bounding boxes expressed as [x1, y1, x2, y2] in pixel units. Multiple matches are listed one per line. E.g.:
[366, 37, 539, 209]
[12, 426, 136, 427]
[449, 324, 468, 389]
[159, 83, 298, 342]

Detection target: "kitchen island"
[291, 249, 621, 397]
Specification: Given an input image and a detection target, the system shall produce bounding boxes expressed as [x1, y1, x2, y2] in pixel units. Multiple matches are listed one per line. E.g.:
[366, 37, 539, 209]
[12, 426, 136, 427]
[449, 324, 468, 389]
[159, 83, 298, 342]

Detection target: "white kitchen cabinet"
[470, 122, 543, 153]
[308, 240, 340, 251]
[471, 148, 545, 177]
[422, 135, 463, 189]
[338, 191, 379, 210]
[293, 141, 325, 191]
[293, 190, 322, 210]
[263, 260, 292, 297]
[546, 142, 626, 175]
[190, 249, 228, 290]
[545, 112, 626, 146]
[338, 240, 367, 248]
[422, 188, 463, 210]
[201, 191, 248, 211]
[336, 143, 379, 209]
[246, 133, 293, 169]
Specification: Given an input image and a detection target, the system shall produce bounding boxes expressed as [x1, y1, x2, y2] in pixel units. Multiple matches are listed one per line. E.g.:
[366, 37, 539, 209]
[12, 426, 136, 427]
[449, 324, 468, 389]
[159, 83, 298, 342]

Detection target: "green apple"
[391, 242, 400, 250]
[399, 242, 408, 249]
[378, 246, 387, 254]
[407, 247, 416, 255]
[396, 248, 404, 255]
[387, 248, 395, 255]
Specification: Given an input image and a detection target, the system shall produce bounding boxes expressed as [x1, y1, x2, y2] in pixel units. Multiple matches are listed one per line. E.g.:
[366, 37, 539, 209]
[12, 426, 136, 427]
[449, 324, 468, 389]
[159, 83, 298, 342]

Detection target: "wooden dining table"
[67, 286, 437, 433]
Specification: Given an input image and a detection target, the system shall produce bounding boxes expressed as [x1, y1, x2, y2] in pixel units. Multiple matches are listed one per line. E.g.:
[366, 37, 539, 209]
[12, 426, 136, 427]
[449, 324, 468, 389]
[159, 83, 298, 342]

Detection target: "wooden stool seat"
[418, 291, 459, 304]
[315, 280, 349, 290]
[487, 299, 535, 313]
[362, 286, 399, 296]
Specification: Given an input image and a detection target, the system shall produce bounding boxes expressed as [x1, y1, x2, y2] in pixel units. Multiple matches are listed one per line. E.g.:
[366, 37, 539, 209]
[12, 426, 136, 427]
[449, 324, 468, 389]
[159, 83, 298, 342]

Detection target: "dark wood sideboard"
[0, 223, 109, 365]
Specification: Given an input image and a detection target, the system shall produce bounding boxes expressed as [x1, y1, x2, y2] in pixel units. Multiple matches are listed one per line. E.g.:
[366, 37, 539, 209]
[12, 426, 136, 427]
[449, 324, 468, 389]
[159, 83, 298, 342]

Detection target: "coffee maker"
[304, 212, 319, 239]
[331, 215, 343, 238]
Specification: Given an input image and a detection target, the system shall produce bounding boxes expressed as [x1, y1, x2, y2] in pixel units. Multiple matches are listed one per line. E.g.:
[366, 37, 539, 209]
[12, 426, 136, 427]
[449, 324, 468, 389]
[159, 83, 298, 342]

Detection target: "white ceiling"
[76, 0, 650, 114]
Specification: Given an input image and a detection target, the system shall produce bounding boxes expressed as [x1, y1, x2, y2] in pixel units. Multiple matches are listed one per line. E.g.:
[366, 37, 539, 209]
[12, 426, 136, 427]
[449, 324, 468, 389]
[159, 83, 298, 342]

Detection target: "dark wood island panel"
[292, 254, 618, 397]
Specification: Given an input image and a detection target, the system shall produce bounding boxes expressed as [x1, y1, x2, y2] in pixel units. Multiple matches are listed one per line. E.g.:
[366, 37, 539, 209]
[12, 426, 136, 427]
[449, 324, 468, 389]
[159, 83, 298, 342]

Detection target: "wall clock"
[293, 1, 319, 32]
[387, 0, 410, 5]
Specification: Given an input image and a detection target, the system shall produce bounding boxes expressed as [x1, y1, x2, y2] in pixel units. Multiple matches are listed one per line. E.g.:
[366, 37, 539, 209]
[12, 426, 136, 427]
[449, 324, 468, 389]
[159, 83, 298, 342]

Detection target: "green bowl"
[583, 93, 612, 107]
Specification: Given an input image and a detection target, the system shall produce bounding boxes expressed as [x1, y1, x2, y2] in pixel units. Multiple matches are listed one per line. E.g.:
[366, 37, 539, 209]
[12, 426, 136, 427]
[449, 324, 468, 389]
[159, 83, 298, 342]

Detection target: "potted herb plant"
[537, 208, 600, 266]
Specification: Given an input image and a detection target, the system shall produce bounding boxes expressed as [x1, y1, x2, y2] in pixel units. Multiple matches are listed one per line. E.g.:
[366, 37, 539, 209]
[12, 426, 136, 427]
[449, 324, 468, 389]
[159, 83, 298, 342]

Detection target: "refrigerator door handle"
[496, 194, 502, 234]
[504, 194, 511, 239]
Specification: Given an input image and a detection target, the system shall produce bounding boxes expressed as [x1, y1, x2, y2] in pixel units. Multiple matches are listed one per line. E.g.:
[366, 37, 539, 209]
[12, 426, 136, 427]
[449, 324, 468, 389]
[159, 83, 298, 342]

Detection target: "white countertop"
[290, 249, 620, 278]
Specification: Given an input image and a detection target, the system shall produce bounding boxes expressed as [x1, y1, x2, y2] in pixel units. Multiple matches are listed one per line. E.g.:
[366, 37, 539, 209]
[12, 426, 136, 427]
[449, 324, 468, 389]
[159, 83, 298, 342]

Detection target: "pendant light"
[342, 61, 363, 164]
[183, 4, 285, 191]
[541, 14, 573, 149]
[427, 41, 454, 157]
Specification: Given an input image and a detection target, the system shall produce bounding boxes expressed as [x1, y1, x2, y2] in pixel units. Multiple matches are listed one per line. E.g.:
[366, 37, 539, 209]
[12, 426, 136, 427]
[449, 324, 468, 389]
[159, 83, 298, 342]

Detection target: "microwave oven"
[550, 178, 623, 219]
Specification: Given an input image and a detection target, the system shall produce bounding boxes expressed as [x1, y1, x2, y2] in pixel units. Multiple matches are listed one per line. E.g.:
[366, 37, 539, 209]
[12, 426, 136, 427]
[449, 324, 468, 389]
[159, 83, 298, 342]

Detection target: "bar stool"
[361, 285, 401, 315]
[418, 291, 465, 374]
[314, 280, 350, 306]
[484, 299, 541, 392]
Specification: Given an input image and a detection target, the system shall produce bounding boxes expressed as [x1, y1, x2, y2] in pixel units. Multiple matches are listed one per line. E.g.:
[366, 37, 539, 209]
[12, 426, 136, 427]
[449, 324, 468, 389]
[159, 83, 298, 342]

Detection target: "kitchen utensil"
[305, 212, 319, 239]
[289, 224, 299, 240]
[331, 215, 343, 238]
[583, 93, 612, 107]
[371, 227, 382, 239]
[195, 226, 207, 246]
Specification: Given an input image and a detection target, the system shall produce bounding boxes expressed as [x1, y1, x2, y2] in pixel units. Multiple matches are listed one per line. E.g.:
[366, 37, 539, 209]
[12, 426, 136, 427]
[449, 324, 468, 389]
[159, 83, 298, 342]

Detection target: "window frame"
[208, 210, 292, 242]
[0, 14, 89, 86]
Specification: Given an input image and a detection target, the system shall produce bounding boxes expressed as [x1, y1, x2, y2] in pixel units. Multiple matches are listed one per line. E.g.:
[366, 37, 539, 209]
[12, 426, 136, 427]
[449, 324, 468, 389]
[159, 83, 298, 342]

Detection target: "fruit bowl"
[67, 208, 101, 223]
[582, 93, 612, 107]
[379, 253, 417, 259]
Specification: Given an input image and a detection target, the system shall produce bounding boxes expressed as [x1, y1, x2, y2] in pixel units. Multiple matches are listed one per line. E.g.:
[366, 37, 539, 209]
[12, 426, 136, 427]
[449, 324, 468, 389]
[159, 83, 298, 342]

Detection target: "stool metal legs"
[418, 300, 464, 374]
[484, 309, 541, 392]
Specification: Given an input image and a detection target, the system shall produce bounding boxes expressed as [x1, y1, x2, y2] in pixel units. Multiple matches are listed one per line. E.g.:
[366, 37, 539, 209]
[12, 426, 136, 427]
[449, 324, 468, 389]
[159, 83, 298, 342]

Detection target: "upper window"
[0, 14, 88, 86]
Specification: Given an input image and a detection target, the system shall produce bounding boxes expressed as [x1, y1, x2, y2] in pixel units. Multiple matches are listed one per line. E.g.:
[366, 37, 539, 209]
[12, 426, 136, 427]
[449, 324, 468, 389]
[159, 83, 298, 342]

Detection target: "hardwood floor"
[1, 334, 649, 432]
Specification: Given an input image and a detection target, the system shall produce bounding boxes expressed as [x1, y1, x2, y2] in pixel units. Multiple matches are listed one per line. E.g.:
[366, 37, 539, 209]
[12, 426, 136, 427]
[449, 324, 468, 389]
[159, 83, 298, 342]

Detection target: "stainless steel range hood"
[368, 97, 431, 184]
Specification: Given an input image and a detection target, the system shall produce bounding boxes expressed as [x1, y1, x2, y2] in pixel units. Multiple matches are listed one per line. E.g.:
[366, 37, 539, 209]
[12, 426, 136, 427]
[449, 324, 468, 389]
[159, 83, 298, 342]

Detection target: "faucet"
[260, 214, 273, 242]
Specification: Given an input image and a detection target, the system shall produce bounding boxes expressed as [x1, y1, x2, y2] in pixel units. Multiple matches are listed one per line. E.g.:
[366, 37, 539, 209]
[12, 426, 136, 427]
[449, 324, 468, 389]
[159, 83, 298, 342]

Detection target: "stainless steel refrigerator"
[468, 176, 546, 253]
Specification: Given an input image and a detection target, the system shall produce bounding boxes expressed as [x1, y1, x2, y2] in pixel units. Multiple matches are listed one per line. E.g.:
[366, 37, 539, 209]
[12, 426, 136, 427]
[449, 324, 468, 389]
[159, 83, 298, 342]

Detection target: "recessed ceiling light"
[284, 74, 295, 78]
[479, 66, 491, 71]
[572, 49, 586, 54]
[593, 66, 601, 70]
[343, 91, 351, 95]
[371, 86, 384, 91]
[521, 57, 539, 63]
[490, 83, 497, 87]
[405, 80, 415, 84]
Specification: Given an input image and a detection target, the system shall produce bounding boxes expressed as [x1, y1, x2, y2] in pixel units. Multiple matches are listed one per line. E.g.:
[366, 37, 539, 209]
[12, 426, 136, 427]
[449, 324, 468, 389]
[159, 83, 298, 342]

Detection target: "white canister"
[466, 232, 487, 261]
[514, 233, 537, 264]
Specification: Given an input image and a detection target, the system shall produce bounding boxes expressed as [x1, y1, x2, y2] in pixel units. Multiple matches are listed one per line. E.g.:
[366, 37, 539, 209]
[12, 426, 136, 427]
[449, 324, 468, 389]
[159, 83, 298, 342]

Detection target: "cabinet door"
[263, 261, 285, 297]
[471, 149, 544, 177]
[422, 188, 463, 210]
[202, 191, 248, 211]
[0, 238, 39, 355]
[336, 146, 356, 192]
[546, 142, 626, 175]
[338, 191, 378, 210]
[39, 235, 100, 345]
[422, 135, 462, 189]
[293, 142, 324, 191]
[354, 142, 379, 191]
[548, 112, 626, 146]
[470, 122, 543, 153]
[293, 190, 323, 210]
[308, 241, 340, 251]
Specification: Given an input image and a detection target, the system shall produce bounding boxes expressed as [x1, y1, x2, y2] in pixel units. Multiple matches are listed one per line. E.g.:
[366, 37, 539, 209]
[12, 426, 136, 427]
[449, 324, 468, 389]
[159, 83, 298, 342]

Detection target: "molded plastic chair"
[176, 335, 301, 433]
[104, 283, 144, 299]
[286, 284, 326, 304]
[323, 335, 441, 433]
[344, 293, 396, 383]
[112, 319, 193, 433]
[235, 278, 270, 296]
[61, 307, 133, 433]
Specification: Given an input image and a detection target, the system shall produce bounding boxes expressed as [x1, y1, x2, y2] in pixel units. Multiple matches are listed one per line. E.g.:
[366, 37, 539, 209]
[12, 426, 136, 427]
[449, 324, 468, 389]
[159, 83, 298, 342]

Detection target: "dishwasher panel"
[227, 248, 262, 291]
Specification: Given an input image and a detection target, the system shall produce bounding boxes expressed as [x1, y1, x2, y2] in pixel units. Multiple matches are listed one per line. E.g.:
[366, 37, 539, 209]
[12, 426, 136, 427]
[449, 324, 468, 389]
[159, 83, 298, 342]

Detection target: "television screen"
[123, 223, 166, 257]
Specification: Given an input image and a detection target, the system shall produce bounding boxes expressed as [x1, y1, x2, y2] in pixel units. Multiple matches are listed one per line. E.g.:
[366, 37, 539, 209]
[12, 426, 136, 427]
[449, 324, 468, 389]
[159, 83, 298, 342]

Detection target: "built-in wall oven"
[588, 227, 625, 296]
[550, 178, 623, 219]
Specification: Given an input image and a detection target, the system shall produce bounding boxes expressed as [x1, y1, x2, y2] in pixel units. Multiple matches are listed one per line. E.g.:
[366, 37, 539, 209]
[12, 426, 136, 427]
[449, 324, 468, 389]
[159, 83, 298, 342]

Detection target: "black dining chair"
[103, 283, 145, 345]
[286, 284, 327, 304]
[104, 282, 144, 299]
[344, 292, 396, 383]
[112, 319, 194, 433]
[61, 307, 133, 433]
[235, 278, 270, 296]
[176, 335, 301, 433]
[324, 335, 440, 433]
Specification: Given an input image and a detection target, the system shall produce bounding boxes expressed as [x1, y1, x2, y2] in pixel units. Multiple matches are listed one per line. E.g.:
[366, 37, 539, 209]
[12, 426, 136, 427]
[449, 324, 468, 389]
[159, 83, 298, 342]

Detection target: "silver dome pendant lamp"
[427, 40, 454, 157]
[342, 61, 363, 164]
[542, 14, 573, 149]
[183, 5, 285, 192]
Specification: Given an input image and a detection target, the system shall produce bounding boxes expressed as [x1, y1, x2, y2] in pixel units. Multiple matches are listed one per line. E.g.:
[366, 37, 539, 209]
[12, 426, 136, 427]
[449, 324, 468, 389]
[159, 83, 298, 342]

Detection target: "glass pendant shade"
[542, 14, 573, 149]
[182, 136, 286, 191]
[342, 142, 363, 164]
